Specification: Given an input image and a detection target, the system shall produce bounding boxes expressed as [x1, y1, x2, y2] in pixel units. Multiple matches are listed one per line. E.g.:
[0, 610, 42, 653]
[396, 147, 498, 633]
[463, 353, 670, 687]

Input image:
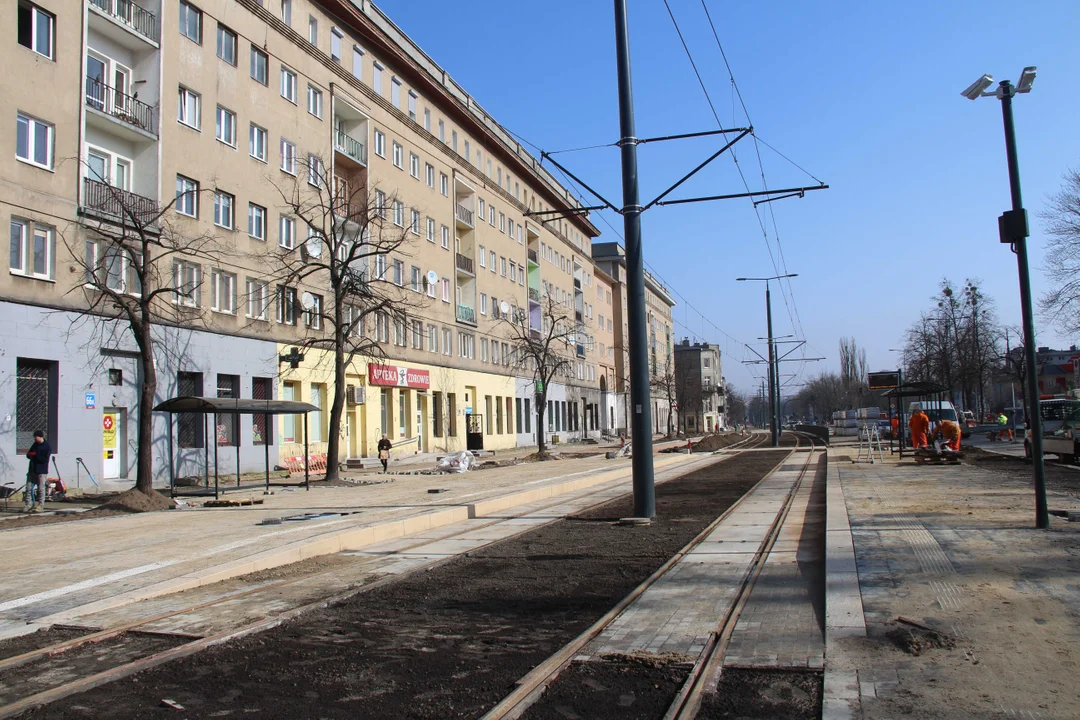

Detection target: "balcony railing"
[82, 177, 159, 225]
[528, 287, 540, 303]
[527, 248, 538, 264]
[456, 304, 476, 325]
[454, 203, 474, 227]
[89, 0, 158, 42]
[529, 328, 541, 341]
[455, 253, 474, 275]
[85, 76, 157, 135]
[335, 129, 367, 165]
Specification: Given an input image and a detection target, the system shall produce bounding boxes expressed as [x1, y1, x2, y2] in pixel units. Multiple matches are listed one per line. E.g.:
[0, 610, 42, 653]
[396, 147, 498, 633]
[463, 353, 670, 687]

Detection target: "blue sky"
[378, 0, 1080, 393]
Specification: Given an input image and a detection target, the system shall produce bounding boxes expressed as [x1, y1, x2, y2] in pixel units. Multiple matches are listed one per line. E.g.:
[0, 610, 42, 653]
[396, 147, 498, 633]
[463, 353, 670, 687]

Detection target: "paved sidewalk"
[0, 452, 699, 637]
[824, 449, 1080, 719]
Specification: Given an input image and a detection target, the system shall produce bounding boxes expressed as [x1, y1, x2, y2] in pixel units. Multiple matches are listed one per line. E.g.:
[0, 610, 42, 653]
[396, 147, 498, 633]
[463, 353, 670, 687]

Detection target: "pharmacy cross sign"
[279, 347, 305, 369]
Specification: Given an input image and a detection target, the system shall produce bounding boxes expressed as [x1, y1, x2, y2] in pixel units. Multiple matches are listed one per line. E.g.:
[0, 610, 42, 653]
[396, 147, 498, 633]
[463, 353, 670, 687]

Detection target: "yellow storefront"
[277, 348, 518, 466]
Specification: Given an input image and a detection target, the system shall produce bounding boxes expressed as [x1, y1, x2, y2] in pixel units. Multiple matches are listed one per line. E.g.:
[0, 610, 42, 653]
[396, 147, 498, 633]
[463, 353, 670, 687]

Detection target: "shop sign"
[368, 364, 430, 389]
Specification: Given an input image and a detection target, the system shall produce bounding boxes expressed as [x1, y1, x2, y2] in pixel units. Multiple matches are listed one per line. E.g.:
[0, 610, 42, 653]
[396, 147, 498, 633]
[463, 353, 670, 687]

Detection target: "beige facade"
[3, 0, 626, 470]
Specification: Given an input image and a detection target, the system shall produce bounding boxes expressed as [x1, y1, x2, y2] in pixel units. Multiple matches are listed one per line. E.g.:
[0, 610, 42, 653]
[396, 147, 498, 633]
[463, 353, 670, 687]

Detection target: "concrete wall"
[0, 302, 278, 491]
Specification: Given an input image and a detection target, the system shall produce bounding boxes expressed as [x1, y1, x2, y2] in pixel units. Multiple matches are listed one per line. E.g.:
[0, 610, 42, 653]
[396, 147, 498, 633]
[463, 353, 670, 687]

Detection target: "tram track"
[0, 435, 776, 719]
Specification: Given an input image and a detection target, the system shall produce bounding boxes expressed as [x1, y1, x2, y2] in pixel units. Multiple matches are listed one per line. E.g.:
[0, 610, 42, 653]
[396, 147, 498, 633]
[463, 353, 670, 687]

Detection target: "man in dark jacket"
[25, 430, 52, 512]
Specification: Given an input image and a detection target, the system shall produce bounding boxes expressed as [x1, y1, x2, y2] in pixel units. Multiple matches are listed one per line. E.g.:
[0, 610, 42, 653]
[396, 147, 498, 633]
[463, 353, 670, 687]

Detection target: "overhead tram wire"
[660, 0, 803, 346]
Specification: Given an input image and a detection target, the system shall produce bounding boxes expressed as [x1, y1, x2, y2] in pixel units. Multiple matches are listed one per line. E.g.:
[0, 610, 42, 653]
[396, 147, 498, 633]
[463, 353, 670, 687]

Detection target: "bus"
[1025, 398, 1080, 463]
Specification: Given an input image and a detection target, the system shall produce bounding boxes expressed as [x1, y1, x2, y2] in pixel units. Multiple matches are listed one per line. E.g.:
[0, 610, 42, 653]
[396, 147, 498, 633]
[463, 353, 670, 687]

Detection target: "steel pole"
[766, 284, 778, 446]
[999, 80, 1048, 529]
[614, 0, 654, 518]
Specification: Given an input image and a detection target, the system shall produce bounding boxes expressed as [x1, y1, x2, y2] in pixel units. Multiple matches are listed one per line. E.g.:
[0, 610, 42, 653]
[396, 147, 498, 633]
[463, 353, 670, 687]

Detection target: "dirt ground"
[836, 453, 1080, 720]
[699, 667, 822, 719]
[0, 628, 88, 663]
[22, 451, 790, 719]
[691, 432, 746, 453]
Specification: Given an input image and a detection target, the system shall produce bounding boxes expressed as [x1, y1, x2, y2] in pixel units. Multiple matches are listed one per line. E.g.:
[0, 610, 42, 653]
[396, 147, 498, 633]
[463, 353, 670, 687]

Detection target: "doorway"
[416, 395, 428, 452]
[102, 407, 127, 479]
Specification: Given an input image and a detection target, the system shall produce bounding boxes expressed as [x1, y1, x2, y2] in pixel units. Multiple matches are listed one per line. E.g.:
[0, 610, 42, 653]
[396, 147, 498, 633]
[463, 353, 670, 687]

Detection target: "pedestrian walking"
[25, 430, 51, 512]
[377, 434, 392, 474]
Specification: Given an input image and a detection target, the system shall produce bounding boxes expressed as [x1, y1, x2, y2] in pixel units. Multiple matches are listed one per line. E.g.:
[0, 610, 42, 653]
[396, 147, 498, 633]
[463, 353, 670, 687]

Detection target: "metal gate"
[16, 360, 50, 452]
[466, 413, 484, 451]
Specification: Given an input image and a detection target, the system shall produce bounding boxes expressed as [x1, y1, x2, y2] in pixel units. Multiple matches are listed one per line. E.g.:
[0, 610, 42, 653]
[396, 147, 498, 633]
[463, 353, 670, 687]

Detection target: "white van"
[908, 400, 969, 438]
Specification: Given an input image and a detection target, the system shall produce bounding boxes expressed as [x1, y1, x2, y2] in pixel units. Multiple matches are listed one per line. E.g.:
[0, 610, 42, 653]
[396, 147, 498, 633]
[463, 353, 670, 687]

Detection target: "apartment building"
[2, 0, 617, 485]
[674, 339, 725, 433]
[592, 242, 676, 437]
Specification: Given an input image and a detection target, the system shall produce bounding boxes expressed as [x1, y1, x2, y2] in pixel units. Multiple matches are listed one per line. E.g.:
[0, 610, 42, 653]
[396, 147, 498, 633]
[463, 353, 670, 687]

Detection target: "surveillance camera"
[961, 74, 994, 100]
[1016, 66, 1037, 93]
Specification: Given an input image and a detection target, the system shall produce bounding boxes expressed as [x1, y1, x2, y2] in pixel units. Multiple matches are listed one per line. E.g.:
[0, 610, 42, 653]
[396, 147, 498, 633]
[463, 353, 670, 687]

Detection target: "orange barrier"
[285, 453, 328, 477]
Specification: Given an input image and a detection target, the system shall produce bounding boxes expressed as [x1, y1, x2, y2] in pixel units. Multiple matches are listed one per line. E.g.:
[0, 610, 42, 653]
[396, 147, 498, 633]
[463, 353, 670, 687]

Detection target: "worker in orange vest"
[890, 415, 900, 439]
[909, 409, 930, 449]
[935, 419, 962, 452]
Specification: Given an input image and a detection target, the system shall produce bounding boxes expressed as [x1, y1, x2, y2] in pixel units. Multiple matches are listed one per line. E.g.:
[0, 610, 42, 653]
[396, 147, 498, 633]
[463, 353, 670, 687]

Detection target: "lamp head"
[961, 74, 994, 100]
[1016, 66, 1037, 93]
[735, 277, 747, 282]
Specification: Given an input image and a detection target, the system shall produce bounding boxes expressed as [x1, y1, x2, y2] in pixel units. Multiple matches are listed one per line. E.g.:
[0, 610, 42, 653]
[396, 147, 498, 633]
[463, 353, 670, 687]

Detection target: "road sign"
[85, 392, 96, 409]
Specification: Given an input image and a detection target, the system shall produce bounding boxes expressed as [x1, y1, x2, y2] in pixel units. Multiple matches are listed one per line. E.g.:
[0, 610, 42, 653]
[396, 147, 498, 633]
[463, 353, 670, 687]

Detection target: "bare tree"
[502, 295, 575, 458]
[724, 382, 747, 427]
[264, 156, 420, 480]
[1039, 167, 1080, 339]
[651, 357, 679, 438]
[62, 174, 222, 494]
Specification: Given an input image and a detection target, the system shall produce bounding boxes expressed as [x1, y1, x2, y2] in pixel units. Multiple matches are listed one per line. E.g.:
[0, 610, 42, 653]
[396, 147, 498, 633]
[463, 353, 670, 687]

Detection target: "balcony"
[85, 76, 157, 136]
[527, 248, 538, 265]
[529, 329, 541, 341]
[456, 304, 476, 325]
[81, 177, 159, 226]
[528, 287, 540, 303]
[88, 0, 159, 43]
[574, 278, 582, 290]
[335, 128, 367, 166]
[455, 253, 474, 275]
[454, 203, 474, 229]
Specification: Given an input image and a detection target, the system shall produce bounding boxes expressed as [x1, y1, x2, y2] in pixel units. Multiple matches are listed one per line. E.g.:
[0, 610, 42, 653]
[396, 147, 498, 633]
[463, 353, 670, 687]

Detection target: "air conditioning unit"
[352, 385, 366, 405]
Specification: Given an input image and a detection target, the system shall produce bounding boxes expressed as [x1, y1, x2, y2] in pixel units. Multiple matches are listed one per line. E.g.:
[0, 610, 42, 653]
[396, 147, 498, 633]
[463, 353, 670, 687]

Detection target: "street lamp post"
[737, 274, 798, 447]
[962, 66, 1048, 529]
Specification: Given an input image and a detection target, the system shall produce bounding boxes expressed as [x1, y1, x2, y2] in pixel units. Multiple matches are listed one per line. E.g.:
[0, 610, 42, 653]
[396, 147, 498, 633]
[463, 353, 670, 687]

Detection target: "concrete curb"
[33, 454, 696, 627]
[823, 450, 866, 720]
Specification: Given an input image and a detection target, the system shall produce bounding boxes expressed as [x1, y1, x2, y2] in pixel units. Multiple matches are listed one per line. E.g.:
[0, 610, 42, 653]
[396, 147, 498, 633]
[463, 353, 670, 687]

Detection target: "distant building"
[674, 339, 725, 433]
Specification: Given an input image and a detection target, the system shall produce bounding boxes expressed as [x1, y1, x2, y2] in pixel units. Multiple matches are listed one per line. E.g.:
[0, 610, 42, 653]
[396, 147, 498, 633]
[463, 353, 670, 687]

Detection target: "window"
[252, 377, 273, 445]
[374, 190, 387, 219]
[306, 84, 323, 118]
[480, 293, 487, 315]
[439, 173, 449, 197]
[423, 108, 431, 132]
[410, 265, 421, 291]
[216, 24, 237, 64]
[499, 212, 506, 232]
[280, 138, 296, 174]
[373, 129, 385, 157]
[492, 341, 500, 364]
[308, 15, 317, 45]
[391, 259, 404, 287]
[280, 0, 291, 25]
[276, 285, 296, 324]
[248, 203, 266, 240]
[425, 163, 435, 188]
[280, 66, 297, 102]
[409, 153, 420, 179]
[500, 257, 507, 276]
[408, 91, 417, 120]
[393, 201, 404, 227]
[307, 154, 323, 187]
[9, 218, 53, 280]
[175, 175, 198, 217]
[372, 61, 383, 96]
[391, 77, 402, 107]
[173, 260, 200, 307]
[442, 328, 452, 355]
[249, 123, 267, 161]
[215, 374, 240, 446]
[177, 372, 204, 448]
[246, 278, 269, 319]
[17, 1, 53, 59]
[393, 316, 406, 345]
[428, 324, 438, 352]
[211, 269, 236, 314]
[479, 198, 485, 218]
[179, 1, 202, 43]
[440, 225, 449, 250]
[478, 245, 486, 267]
[488, 206, 495, 225]
[458, 332, 475, 359]
[352, 45, 364, 79]
[15, 114, 52, 169]
[331, 28, 343, 62]
[411, 319, 423, 349]
[464, 139, 471, 162]
[279, 215, 295, 249]
[489, 250, 496, 270]
[509, 262, 516, 282]
[177, 87, 200, 129]
[438, 119, 445, 142]
[250, 47, 268, 84]
[441, 278, 450, 303]
[84, 241, 142, 294]
[392, 142, 403, 169]
[426, 217, 435, 243]
[481, 338, 488, 362]
[213, 191, 234, 229]
[304, 293, 322, 329]
[215, 106, 236, 146]
[451, 130, 458, 153]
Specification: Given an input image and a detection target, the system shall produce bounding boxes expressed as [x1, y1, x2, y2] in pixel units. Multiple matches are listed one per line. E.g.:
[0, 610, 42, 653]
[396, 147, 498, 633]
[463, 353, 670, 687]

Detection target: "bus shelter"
[881, 382, 949, 459]
[154, 396, 320, 498]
